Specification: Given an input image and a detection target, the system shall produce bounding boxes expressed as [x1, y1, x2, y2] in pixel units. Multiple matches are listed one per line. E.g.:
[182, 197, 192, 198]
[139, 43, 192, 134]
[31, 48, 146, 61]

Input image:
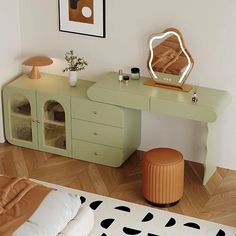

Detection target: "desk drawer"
[72, 119, 123, 148]
[72, 140, 123, 167]
[71, 98, 124, 127]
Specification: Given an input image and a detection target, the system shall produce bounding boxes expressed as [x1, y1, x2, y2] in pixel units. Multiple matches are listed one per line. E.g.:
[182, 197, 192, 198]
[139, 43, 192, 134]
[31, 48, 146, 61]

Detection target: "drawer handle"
[94, 152, 99, 156]
[92, 111, 97, 115]
[93, 132, 98, 136]
[32, 119, 40, 124]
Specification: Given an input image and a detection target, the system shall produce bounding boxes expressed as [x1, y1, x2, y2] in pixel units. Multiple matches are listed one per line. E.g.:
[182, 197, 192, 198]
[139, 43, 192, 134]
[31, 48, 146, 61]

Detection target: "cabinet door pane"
[37, 92, 71, 157]
[44, 100, 66, 150]
[12, 116, 32, 142]
[11, 93, 31, 116]
[3, 88, 38, 150]
[11, 94, 32, 141]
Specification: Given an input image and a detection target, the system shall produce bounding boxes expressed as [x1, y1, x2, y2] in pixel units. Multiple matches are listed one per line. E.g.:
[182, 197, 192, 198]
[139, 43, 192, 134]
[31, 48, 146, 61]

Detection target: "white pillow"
[13, 190, 81, 236]
[58, 206, 94, 236]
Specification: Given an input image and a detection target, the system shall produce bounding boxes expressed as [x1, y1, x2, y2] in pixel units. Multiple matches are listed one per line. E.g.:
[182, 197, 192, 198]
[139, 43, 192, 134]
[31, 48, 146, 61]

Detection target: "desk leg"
[203, 122, 217, 185]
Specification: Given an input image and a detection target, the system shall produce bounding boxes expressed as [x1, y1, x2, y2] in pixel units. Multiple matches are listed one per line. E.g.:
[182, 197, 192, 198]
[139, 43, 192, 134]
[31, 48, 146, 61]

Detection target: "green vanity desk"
[87, 72, 231, 185]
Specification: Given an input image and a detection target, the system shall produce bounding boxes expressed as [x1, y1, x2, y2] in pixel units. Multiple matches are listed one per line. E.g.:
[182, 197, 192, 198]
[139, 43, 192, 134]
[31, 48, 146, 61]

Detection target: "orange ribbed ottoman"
[142, 148, 184, 207]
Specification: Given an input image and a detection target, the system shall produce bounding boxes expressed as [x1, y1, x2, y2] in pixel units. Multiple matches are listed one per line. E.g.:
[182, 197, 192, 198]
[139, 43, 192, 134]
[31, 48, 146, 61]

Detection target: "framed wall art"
[58, 0, 106, 38]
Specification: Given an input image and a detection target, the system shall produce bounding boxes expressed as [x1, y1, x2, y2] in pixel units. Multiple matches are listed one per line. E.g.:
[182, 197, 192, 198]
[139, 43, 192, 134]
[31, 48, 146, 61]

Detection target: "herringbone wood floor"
[0, 142, 235, 227]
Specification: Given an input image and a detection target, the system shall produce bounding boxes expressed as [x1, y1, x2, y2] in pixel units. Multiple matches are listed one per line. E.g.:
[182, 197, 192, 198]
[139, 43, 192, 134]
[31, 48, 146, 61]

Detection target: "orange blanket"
[0, 176, 52, 236]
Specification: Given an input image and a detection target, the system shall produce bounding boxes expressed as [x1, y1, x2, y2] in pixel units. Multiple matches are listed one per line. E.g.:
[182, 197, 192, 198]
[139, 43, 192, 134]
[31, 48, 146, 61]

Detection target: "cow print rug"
[37, 180, 236, 236]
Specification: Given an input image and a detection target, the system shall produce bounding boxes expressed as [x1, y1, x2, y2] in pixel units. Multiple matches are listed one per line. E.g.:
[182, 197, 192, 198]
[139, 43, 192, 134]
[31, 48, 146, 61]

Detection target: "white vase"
[69, 71, 78, 86]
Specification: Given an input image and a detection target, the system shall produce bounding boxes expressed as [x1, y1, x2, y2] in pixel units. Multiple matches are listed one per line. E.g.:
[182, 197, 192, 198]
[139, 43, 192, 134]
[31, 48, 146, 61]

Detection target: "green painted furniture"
[71, 94, 141, 167]
[3, 73, 141, 167]
[87, 72, 231, 185]
[3, 72, 231, 184]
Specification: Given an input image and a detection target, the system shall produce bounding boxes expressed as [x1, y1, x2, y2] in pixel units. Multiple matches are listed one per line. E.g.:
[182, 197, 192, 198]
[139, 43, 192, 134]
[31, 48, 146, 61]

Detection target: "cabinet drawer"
[72, 119, 123, 148]
[72, 140, 123, 167]
[71, 98, 124, 127]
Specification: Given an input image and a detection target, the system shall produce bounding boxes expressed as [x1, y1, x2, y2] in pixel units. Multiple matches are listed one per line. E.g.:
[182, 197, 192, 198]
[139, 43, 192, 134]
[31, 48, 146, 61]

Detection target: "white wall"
[0, 0, 22, 143]
[18, 0, 236, 169]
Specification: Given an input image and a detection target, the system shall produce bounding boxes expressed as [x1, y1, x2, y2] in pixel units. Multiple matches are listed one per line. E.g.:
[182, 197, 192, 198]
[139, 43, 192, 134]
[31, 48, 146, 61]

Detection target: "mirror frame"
[147, 28, 194, 88]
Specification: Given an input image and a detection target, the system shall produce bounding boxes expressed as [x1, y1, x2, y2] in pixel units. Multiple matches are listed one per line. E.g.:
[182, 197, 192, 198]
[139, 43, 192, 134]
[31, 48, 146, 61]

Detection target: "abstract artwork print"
[59, 0, 105, 38]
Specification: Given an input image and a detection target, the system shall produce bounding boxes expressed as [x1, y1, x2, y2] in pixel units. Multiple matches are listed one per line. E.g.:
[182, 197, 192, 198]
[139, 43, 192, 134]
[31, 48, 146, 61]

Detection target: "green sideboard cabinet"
[3, 73, 141, 167]
[3, 76, 72, 157]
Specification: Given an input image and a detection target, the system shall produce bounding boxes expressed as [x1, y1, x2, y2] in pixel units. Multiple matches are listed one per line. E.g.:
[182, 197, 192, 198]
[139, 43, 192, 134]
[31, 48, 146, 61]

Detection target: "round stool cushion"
[142, 148, 184, 207]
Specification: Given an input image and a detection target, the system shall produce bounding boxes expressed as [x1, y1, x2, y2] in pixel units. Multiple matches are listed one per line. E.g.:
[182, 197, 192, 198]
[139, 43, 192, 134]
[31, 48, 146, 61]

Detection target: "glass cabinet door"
[3, 88, 38, 149]
[11, 94, 32, 142]
[37, 93, 71, 157]
[44, 100, 66, 150]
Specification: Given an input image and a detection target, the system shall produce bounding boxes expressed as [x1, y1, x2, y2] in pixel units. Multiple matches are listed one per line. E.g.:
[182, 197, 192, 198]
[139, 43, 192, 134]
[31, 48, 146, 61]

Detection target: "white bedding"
[58, 206, 94, 236]
[13, 190, 93, 236]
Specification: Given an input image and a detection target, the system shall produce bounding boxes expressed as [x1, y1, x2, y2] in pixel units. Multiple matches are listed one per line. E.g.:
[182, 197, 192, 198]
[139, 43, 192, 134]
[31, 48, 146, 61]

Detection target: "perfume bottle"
[118, 70, 123, 82]
[192, 88, 198, 103]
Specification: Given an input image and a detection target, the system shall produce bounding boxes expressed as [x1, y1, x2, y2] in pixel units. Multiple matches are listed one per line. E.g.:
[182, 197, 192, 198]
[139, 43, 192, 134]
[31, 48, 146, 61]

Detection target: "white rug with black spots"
[37, 180, 236, 236]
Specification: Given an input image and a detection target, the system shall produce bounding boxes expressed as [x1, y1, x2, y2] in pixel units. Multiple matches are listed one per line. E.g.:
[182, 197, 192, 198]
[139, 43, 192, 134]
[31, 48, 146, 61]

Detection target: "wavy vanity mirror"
[145, 28, 194, 92]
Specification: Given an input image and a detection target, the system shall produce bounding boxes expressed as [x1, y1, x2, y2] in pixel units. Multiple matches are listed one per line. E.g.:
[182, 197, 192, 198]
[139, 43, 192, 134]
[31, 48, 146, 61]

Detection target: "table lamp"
[22, 56, 53, 79]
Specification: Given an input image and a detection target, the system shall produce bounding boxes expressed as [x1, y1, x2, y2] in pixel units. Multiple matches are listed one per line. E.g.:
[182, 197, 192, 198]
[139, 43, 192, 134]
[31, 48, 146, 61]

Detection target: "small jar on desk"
[131, 67, 140, 80]
[123, 75, 129, 84]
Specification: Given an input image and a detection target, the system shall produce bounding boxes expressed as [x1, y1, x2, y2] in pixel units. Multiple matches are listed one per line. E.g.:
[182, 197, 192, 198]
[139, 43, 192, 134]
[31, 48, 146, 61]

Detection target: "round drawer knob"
[94, 152, 98, 156]
[92, 111, 97, 115]
[93, 132, 98, 136]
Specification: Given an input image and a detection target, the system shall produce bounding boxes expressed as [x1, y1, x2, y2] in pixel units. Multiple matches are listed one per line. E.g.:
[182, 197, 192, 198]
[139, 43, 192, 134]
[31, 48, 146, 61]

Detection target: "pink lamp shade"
[22, 56, 53, 79]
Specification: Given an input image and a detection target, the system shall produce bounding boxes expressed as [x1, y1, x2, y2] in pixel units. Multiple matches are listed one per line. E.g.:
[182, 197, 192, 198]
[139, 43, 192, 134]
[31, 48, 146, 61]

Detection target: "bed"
[0, 176, 94, 236]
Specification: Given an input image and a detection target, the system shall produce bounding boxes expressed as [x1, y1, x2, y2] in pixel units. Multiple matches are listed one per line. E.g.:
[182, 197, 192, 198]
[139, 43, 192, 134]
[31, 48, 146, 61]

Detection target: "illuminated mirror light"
[148, 30, 192, 84]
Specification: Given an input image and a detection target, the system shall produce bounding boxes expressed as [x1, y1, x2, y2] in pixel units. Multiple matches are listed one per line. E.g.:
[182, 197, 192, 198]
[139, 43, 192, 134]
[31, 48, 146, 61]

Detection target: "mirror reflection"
[147, 28, 194, 89]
